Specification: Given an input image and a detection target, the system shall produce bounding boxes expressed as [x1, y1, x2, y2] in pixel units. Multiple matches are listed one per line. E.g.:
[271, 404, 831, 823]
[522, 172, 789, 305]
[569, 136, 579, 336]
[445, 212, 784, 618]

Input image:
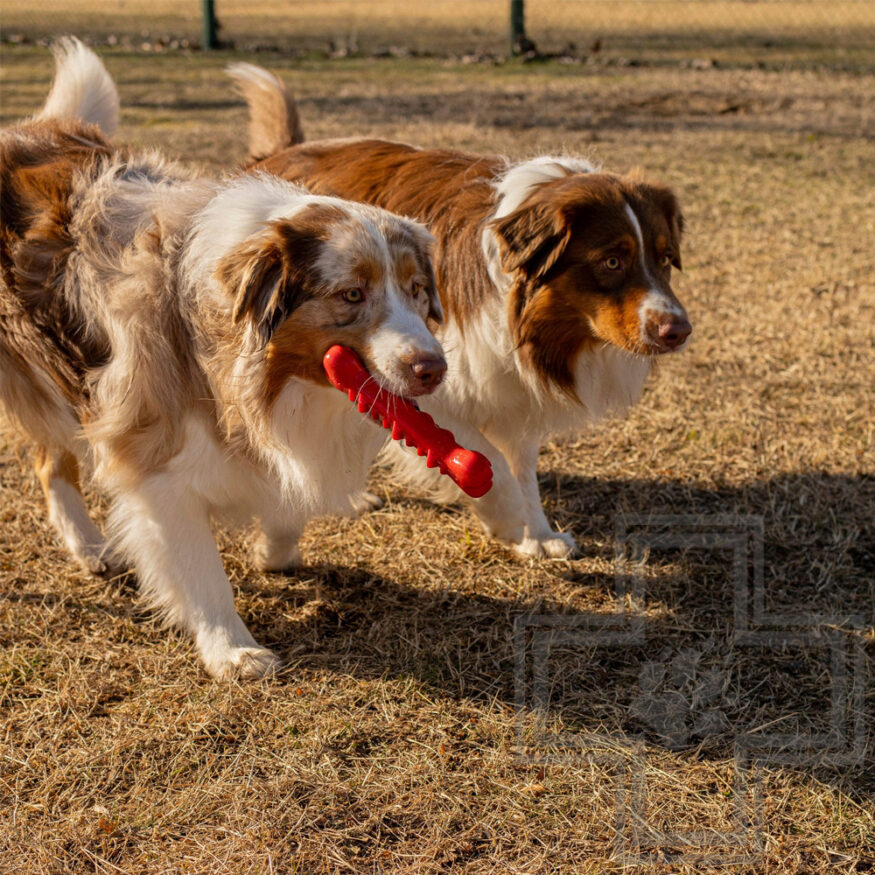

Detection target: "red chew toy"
[323, 345, 493, 498]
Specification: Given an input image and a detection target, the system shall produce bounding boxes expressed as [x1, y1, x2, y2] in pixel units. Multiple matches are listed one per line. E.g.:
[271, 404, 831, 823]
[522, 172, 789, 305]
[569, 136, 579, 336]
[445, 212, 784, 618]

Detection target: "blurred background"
[2, 0, 874, 69]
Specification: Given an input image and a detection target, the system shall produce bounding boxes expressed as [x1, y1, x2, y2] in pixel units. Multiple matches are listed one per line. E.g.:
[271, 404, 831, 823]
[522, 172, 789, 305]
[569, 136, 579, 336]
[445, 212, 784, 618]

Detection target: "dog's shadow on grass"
[547, 469, 873, 611]
[249, 469, 872, 800]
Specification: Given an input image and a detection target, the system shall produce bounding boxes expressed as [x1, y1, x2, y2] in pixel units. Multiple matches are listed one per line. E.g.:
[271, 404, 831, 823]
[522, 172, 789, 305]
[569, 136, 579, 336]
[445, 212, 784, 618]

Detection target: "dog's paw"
[206, 645, 281, 680]
[74, 544, 123, 578]
[252, 534, 301, 573]
[513, 531, 576, 559]
[349, 490, 384, 516]
[482, 520, 526, 546]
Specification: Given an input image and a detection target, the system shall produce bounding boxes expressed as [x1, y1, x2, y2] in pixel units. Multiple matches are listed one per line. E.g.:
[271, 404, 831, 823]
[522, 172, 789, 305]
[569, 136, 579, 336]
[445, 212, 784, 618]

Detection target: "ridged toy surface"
[323, 345, 493, 498]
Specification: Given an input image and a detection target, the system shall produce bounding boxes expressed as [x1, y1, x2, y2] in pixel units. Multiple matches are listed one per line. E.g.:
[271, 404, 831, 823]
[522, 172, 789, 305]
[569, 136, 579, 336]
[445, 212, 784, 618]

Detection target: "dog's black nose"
[410, 355, 447, 390]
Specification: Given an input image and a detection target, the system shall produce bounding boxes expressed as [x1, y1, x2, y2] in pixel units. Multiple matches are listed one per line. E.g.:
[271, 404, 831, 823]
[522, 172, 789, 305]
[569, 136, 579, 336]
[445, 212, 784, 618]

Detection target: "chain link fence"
[2, 1, 874, 67]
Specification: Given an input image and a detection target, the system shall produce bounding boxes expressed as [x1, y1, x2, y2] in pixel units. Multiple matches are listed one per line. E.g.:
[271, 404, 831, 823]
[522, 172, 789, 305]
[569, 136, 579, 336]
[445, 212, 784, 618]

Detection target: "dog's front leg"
[252, 504, 305, 573]
[410, 414, 530, 547]
[34, 446, 117, 575]
[493, 440, 576, 559]
[383, 412, 532, 549]
[111, 480, 280, 679]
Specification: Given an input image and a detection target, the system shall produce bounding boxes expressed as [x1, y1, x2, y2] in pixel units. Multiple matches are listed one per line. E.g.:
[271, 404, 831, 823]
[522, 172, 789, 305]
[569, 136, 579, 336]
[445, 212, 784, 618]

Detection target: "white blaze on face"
[624, 203, 688, 346]
[369, 281, 444, 395]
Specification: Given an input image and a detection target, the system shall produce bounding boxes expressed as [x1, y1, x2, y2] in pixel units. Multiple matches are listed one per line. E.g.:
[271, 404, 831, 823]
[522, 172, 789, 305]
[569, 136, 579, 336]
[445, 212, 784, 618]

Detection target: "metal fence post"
[202, 0, 218, 50]
[510, 0, 526, 55]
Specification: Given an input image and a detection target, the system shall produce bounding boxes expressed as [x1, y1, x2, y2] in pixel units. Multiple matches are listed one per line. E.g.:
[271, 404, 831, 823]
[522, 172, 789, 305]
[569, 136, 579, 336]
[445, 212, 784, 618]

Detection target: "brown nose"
[410, 355, 447, 391]
[654, 317, 692, 350]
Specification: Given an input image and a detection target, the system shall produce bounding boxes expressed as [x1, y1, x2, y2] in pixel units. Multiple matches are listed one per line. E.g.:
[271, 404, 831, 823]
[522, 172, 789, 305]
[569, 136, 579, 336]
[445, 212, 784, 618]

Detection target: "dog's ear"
[490, 199, 573, 281]
[216, 221, 323, 347]
[657, 187, 684, 271]
[422, 256, 444, 324]
[632, 178, 685, 271]
[407, 221, 443, 323]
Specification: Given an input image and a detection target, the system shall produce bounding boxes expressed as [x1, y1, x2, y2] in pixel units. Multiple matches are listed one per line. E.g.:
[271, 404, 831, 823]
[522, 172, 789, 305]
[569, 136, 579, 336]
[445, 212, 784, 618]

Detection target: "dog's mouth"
[360, 358, 447, 400]
[331, 355, 441, 404]
[586, 308, 692, 358]
[600, 325, 692, 357]
[639, 337, 689, 356]
[396, 380, 442, 399]
[322, 345, 433, 419]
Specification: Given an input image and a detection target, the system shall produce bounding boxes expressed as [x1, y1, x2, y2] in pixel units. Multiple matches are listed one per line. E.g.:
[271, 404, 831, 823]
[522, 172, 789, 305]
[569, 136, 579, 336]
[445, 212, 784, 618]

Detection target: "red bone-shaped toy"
[323, 345, 493, 498]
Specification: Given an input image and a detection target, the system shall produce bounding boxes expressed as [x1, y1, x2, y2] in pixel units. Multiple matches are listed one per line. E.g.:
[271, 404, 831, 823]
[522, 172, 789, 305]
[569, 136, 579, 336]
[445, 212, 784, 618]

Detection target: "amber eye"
[343, 288, 364, 303]
[411, 282, 422, 298]
[660, 254, 673, 268]
[604, 256, 622, 270]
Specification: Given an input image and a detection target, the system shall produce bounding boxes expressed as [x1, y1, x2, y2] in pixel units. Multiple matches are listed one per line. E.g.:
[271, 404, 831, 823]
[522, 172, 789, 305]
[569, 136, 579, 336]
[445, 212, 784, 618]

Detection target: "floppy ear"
[490, 199, 573, 281]
[406, 221, 443, 324]
[638, 180, 685, 271]
[654, 186, 684, 270]
[215, 222, 321, 347]
[666, 198, 684, 271]
[422, 257, 444, 324]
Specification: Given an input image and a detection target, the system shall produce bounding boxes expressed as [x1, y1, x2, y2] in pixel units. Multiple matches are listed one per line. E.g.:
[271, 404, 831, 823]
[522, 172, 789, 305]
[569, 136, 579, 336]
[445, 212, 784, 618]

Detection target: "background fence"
[2, 1, 874, 68]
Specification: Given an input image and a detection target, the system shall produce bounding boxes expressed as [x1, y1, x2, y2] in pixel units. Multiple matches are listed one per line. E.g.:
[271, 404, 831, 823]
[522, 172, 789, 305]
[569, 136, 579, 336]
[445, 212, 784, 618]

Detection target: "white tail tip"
[37, 36, 120, 136]
[226, 61, 287, 94]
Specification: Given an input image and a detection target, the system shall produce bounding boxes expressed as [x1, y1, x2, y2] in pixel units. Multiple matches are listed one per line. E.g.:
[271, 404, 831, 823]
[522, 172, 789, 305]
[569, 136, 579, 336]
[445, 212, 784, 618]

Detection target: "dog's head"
[216, 200, 446, 402]
[490, 170, 691, 391]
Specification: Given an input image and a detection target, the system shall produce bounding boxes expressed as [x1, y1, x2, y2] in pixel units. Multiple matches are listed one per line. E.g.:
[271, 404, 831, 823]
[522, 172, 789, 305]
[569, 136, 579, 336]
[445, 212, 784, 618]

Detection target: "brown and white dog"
[0, 40, 446, 678]
[228, 64, 692, 558]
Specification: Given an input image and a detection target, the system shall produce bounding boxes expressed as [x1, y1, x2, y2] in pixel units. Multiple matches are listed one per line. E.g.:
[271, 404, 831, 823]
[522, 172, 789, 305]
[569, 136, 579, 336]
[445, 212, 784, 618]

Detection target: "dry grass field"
[3, 0, 875, 66]
[1, 42, 874, 873]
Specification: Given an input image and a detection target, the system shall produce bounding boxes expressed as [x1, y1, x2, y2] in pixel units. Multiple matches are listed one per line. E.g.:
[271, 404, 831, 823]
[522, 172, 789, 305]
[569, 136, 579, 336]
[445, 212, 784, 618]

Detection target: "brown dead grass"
[0, 47, 873, 874]
[2, 1, 874, 67]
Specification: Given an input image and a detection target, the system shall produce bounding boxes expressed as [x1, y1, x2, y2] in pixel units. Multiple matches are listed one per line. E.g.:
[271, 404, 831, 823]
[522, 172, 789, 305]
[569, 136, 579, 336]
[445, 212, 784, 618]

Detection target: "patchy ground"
[0, 47, 873, 873]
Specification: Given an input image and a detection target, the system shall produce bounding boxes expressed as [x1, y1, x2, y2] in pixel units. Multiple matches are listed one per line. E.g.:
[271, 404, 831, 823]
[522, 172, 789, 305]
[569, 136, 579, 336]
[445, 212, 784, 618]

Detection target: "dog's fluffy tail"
[226, 62, 304, 163]
[37, 36, 120, 136]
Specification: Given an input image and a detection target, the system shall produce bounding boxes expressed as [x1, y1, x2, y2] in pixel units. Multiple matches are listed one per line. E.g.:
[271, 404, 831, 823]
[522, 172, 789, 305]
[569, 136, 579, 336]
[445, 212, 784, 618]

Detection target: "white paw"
[197, 620, 280, 679]
[204, 645, 280, 680]
[349, 490, 384, 516]
[513, 531, 577, 559]
[252, 534, 301, 573]
[73, 544, 122, 578]
[482, 520, 526, 546]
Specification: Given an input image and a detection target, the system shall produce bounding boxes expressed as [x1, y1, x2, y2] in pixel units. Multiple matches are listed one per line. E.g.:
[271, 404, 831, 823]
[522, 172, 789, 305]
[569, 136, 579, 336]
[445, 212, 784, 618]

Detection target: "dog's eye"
[342, 288, 364, 304]
[411, 282, 423, 298]
[660, 254, 673, 268]
[604, 257, 622, 271]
